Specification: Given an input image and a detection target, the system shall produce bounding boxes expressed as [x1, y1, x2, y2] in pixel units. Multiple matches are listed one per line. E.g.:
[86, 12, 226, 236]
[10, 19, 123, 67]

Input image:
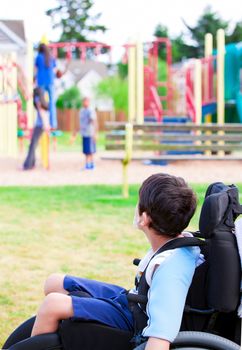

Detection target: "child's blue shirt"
[141, 246, 201, 342]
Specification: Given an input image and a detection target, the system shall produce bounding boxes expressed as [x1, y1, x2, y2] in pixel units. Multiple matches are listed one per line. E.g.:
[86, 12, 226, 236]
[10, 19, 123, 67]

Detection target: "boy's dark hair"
[138, 173, 197, 237]
[33, 87, 48, 111]
[38, 43, 51, 67]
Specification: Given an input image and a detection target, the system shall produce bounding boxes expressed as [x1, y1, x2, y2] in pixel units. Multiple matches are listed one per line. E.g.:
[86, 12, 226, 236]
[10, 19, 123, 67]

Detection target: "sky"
[0, 0, 241, 46]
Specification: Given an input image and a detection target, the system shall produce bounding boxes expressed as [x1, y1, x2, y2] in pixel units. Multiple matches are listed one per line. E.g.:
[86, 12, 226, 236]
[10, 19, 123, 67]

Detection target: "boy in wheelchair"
[3, 174, 242, 350]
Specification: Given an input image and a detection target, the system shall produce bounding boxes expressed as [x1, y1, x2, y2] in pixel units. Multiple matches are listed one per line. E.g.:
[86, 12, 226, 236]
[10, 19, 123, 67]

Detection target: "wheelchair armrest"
[184, 305, 215, 315]
[7, 333, 61, 350]
[133, 259, 141, 266]
[127, 293, 148, 304]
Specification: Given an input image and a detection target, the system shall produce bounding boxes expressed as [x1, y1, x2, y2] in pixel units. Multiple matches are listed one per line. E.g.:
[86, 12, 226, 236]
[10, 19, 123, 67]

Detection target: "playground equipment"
[48, 41, 111, 62]
[127, 38, 172, 124]
[0, 52, 18, 157]
[104, 121, 242, 198]
[186, 29, 242, 125]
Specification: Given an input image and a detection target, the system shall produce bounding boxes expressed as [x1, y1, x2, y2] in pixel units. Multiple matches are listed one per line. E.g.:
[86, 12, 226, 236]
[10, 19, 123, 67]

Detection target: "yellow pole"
[3, 55, 8, 156]
[122, 123, 133, 198]
[136, 38, 144, 124]
[204, 33, 213, 111]
[0, 55, 3, 155]
[40, 131, 49, 169]
[9, 52, 18, 157]
[204, 33, 213, 155]
[194, 59, 202, 125]
[217, 29, 225, 156]
[128, 41, 136, 123]
[217, 29, 225, 125]
[194, 59, 202, 147]
[26, 40, 34, 128]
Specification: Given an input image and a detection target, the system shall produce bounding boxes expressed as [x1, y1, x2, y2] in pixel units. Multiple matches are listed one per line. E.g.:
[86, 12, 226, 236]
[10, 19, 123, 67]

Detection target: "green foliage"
[227, 21, 242, 43]
[96, 76, 128, 114]
[17, 88, 27, 112]
[46, 0, 107, 43]
[183, 6, 229, 56]
[56, 86, 82, 109]
[154, 6, 242, 62]
[154, 24, 168, 38]
[117, 62, 128, 79]
[172, 35, 197, 62]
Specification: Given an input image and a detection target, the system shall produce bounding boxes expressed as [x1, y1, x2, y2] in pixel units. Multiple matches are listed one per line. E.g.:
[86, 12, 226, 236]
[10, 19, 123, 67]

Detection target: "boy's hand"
[145, 337, 170, 350]
[92, 135, 97, 143]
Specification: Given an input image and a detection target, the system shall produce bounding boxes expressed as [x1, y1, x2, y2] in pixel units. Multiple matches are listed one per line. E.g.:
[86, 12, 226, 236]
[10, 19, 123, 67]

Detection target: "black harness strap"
[127, 237, 206, 345]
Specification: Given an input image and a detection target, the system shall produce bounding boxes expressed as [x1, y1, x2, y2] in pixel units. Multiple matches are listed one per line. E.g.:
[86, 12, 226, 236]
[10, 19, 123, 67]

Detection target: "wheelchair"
[2, 182, 242, 350]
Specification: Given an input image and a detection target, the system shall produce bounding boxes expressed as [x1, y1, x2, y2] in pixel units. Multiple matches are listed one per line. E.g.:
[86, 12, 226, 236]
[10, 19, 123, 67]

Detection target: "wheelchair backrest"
[198, 182, 242, 312]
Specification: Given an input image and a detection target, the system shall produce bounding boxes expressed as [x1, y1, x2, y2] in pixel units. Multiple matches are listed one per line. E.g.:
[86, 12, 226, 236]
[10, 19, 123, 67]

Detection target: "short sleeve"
[142, 248, 197, 342]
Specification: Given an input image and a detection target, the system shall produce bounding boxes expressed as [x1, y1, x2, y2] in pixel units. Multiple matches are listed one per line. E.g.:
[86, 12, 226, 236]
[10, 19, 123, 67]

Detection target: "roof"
[0, 20, 26, 41]
[58, 59, 108, 83]
[0, 19, 26, 50]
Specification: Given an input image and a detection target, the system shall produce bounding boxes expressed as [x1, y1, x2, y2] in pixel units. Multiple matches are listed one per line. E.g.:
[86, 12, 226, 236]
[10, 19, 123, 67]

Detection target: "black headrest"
[199, 191, 229, 238]
[198, 182, 242, 312]
[199, 182, 242, 238]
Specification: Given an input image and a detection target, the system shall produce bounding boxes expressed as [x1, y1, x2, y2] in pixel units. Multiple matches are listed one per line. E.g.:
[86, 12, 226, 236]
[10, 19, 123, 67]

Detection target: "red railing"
[49, 42, 111, 61]
[185, 55, 217, 122]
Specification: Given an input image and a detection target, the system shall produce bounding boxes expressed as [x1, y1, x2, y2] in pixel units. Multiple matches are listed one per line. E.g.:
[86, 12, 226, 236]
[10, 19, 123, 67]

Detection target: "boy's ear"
[139, 212, 151, 228]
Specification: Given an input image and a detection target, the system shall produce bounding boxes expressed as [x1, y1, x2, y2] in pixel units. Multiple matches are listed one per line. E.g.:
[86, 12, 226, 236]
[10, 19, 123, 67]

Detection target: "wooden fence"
[57, 109, 123, 132]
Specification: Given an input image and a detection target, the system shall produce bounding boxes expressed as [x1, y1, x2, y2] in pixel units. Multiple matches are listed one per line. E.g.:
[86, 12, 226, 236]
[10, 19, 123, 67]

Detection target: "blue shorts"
[64, 275, 133, 331]
[82, 137, 96, 155]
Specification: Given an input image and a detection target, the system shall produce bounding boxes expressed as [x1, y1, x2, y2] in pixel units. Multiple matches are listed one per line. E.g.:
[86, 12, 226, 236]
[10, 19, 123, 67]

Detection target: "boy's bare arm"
[145, 337, 170, 350]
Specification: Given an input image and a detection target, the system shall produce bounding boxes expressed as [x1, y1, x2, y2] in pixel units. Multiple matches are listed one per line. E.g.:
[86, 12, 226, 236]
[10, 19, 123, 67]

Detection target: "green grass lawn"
[50, 131, 105, 152]
[0, 183, 241, 345]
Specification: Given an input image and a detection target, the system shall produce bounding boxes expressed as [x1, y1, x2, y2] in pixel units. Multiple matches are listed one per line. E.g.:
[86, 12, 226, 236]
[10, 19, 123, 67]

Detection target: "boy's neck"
[147, 230, 182, 252]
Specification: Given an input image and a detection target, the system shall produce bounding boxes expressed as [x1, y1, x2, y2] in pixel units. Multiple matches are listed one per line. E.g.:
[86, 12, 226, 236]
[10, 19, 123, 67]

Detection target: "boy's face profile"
[83, 98, 90, 108]
[133, 205, 140, 229]
[133, 204, 150, 233]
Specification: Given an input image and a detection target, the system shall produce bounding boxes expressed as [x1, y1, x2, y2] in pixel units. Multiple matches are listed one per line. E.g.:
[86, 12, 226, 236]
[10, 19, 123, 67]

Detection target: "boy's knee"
[44, 273, 65, 295]
[39, 293, 73, 320]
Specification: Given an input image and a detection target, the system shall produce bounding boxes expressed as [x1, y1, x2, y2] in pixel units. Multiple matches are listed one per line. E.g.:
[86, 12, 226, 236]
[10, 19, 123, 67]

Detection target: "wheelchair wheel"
[2, 317, 35, 349]
[171, 331, 240, 350]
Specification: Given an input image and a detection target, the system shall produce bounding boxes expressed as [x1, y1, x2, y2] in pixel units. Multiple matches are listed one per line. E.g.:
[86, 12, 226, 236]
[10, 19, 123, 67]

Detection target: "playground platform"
[1, 152, 242, 186]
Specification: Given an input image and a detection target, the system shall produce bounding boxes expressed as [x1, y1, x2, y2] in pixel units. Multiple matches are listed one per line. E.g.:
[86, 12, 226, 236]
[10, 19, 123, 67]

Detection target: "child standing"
[29, 173, 201, 350]
[80, 97, 97, 170]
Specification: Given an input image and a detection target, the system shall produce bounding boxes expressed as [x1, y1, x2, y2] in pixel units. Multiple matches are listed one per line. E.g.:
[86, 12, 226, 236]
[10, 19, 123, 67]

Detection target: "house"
[0, 19, 27, 68]
[55, 59, 113, 110]
[0, 19, 26, 52]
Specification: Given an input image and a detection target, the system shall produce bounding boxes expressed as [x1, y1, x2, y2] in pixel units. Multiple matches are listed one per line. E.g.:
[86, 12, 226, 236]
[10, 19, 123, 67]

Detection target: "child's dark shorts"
[64, 275, 133, 331]
[82, 137, 96, 155]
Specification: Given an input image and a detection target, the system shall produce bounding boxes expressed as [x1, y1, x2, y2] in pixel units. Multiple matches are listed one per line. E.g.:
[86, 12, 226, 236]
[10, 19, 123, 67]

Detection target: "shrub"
[56, 86, 82, 109]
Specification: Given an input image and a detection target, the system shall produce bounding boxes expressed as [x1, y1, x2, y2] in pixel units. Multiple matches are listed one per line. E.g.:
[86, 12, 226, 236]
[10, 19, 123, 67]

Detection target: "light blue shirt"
[142, 247, 200, 342]
[80, 107, 96, 137]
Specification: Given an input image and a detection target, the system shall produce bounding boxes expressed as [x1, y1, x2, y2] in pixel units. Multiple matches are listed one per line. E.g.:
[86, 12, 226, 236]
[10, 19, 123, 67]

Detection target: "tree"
[183, 6, 229, 55]
[154, 24, 168, 38]
[227, 21, 242, 43]
[46, 0, 107, 43]
[172, 35, 197, 62]
[153, 7, 242, 62]
[154, 24, 170, 61]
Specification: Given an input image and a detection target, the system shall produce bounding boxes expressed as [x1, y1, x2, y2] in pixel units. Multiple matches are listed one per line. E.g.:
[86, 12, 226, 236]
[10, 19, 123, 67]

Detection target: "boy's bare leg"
[44, 273, 67, 295]
[31, 293, 73, 336]
[86, 154, 91, 163]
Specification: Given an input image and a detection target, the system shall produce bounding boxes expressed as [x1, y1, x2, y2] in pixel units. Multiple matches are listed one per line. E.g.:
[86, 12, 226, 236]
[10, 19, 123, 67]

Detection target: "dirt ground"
[0, 151, 242, 186]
